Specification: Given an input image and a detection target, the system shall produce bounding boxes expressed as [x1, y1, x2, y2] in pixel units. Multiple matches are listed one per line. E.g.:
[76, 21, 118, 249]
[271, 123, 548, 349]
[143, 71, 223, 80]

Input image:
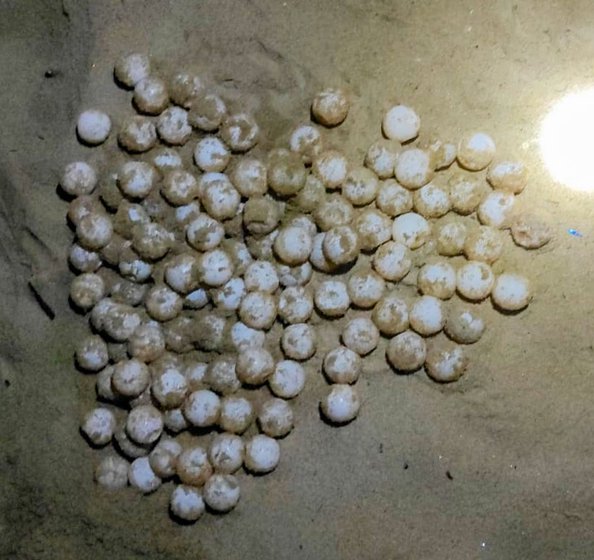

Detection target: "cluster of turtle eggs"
[64, 52, 551, 523]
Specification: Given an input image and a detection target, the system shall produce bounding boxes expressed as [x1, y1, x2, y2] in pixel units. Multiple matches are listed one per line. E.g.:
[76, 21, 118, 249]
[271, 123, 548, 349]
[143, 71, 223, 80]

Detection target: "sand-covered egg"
[278, 286, 314, 324]
[311, 88, 349, 127]
[118, 116, 157, 153]
[322, 225, 360, 265]
[114, 53, 150, 88]
[392, 212, 431, 249]
[258, 398, 294, 438]
[435, 221, 467, 257]
[61, 161, 97, 197]
[269, 360, 306, 399]
[510, 213, 553, 249]
[491, 273, 531, 311]
[313, 149, 349, 189]
[341, 317, 380, 356]
[208, 433, 245, 474]
[188, 92, 227, 131]
[220, 112, 259, 152]
[321, 384, 360, 424]
[342, 167, 379, 206]
[289, 123, 323, 164]
[457, 132, 496, 171]
[347, 269, 386, 308]
[371, 293, 408, 335]
[274, 226, 313, 265]
[376, 179, 413, 217]
[386, 330, 426, 372]
[477, 191, 515, 229]
[219, 396, 255, 434]
[281, 323, 316, 361]
[229, 157, 267, 198]
[445, 306, 485, 344]
[394, 148, 434, 189]
[417, 261, 456, 299]
[245, 434, 280, 474]
[354, 208, 392, 251]
[194, 136, 231, 172]
[170, 485, 205, 522]
[365, 139, 400, 178]
[323, 346, 362, 384]
[464, 225, 504, 264]
[487, 160, 528, 194]
[409, 295, 445, 336]
[425, 343, 468, 383]
[456, 261, 495, 301]
[314, 280, 350, 317]
[372, 241, 411, 281]
[413, 181, 451, 218]
[134, 77, 169, 115]
[157, 106, 192, 145]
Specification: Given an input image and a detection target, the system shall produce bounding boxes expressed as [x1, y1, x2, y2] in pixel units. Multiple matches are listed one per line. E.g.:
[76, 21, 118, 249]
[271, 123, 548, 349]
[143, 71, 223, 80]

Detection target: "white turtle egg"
[244, 260, 279, 293]
[456, 261, 495, 301]
[491, 273, 531, 311]
[188, 92, 227, 131]
[128, 457, 161, 494]
[61, 161, 97, 196]
[464, 225, 504, 264]
[258, 398, 294, 438]
[323, 346, 361, 384]
[81, 407, 116, 446]
[436, 221, 467, 256]
[294, 174, 326, 212]
[457, 132, 496, 171]
[477, 191, 516, 229]
[183, 390, 221, 428]
[219, 396, 254, 434]
[309, 232, 336, 273]
[274, 226, 313, 265]
[201, 173, 241, 221]
[278, 286, 314, 324]
[220, 112, 259, 152]
[392, 212, 431, 249]
[238, 291, 277, 330]
[394, 148, 434, 189]
[289, 123, 323, 164]
[229, 321, 266, 351]
[211, 277, 246, 312]
[311, 88, 349, 127]
[417, 261, 456, 300]
[487, 160, 528, 194]
[269, 360, 306, 399]
[382, 104, 420, 142]
[376, 179, 413, 217]
[208, 433, 245, 474]
[170, 485, 205, 522]
[354, 208, 392, 252]
[409, 296, 445, 336]
[277, 261, 313, 288]
[186, 213, 225, 251]
[342, 167, 380, 206]
[133, 76, 169, 115]
[77, 109, 111, 145]
[321, 384, 360, 424]
[157, 106, 192, 145]
[323, 225, 360, 265]
[114, 53, 150, 87]
[312, 149, 349, 189]
[161, 169, 198, 206]
[244, 434, 280, 473]
[347, 269, 386, 309]
[448, 173, 485, 215]
[281, 323, 316, 361]
[342, 317, 380, 356]
[176, 446, 213, 486]
[194, 136, 231, 172]
[203, 474, 241, 513]
[386, 330, 427, 372]
[372, 293, 409, 335]
[94, 454, 129, 490]
[197, 249, 234, 287]
[372, 241, 411, 281]
[169, 72, 204, 108]
[229, 157, 267, 197]
[425, 343, 468, 383]
[364, 139, 400, 179]
[314, 280, 350, 317]
[118, 115, 157, 153]
[413, 181, 451, 218]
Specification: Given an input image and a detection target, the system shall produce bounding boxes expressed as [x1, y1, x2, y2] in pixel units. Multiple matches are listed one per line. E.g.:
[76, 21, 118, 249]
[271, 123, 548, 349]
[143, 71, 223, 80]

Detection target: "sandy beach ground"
[3, 1, 594, 558]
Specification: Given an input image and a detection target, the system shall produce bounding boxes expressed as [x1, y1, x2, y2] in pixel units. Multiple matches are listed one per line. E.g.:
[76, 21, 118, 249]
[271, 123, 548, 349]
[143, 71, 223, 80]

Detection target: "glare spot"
[540, 87, 594, 191]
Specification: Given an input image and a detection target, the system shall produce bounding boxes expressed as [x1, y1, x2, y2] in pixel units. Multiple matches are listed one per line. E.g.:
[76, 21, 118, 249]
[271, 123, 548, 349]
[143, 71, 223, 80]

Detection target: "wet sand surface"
[3, 1, 594, 558]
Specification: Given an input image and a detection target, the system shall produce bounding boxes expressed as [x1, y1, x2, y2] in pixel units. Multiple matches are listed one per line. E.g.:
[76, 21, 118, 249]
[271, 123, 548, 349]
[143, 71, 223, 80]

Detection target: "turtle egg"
[205, 355, 241, 396]
[76, 335, 109, 371]
[223, 239, 253, 275]
[456, 261, 495, 301]
[457, 132, 496, 171]
[128, 457, 161, 494]
[510, 213, 552, 249]
[219, 396, 254, 434]
[312, 149, 349, 189]
[309, 233, 336, 273]
[445, 306, 485, 344]
[184, 288, 210, 310]
[157, 106, 192, 145]
[278, 286, 314, 324]
[244, 260, 279, 293]
[152, 368, 189, 408]
[67, 195, 101, 226]
[491, 273, 531, 311]
[236, 347, 275, 385]
[112, 359, 150, 398]
[258, 398, 294, 437]
[163, 409, 189, 433]
[201, 173, 241, 221]
[126, 404, 163, 445]
[128, 322, 165, 363]
[277, 261, 313, 288]
[342, 317, 380, 356]
[194, 136, 231, 172]
[394, 148, 434, 189]
[323, 346, 361, 384]
[118, 161, 157, 200]
[321, 384, 360, 424]
[211, 277, 246, 312]
[372, 241, 411, 281]
[169, 72, 204, 108]
[77, 109, 111, 145]
[311, 88, 349, 127]
[274, 226, 313, 265]
[464, 225, 504, 263]
[229, 321, 266, 351]
[425, 343, 468, 383]
[392, 212, 431, 249]
[477, 191, 515, 229]
[386, 330, 427, 372]
[198, 249, 234, 287]
[170, 485, 205, 522]
[133, 76, 169, 115]
[354, 208, 392, 252]
[164, 254, 199, 294]
[61, 161, 97, 196]
[117, 248, 152, 283]
[208, 433, 245, 474]
[409, 295, 445, 336]
[176, 446, 213, 486]
[268, 153, 306, 196]
[186, 213, 224, 252]
[281, 323, 316, 361]
[145, 285, 183, 321]
[426, 138, 457, 170]
[229, 157, 267, 197]
[118, 116, 157, 152]
[342, 167, 380, 206]
[132, 222, 173, 260]
[376, 179, 413, 217]
[294, 174, 325, 212]
[203, 474, 241, 513]
[245, 434, 280, 473]
[269, 360, 306, 399]
[161, 169, 198, 206]
[347, 269, 385, 308]
[323, 225, 360, 265]
[151, 147, 183, 172]
[448, 173, 484, 215]
[114, 53, 150, 87]
[413, 181, 451, 218]
[81, 407, 116, 446]
[113, 201, 149, 238]
[77, 212, 113, 250]
[238, 291, 277, 330]
[365, 139, 400, 179]
[417, 262, 456, 300]
[313, 194, 354, 231]
[314, 280, 350, 317]
[243, 196, 280, 236]
[70, 272, 106, 310]
[382, 104, 420, 142]
[436, 221, 467, 256]
[183, 390, 221, 428]
[188, 92, 227, 131]
[487, 160, 528, 194]
[289, 123, 323, 164]
[69, 243, 101, 273]
[372, 293, 408, 335]
[220, 112, 259, 152]
[95, 454, 129, 490]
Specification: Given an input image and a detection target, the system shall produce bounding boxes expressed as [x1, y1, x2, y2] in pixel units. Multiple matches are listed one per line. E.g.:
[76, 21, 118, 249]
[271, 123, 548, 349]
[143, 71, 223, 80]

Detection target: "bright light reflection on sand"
[540, 87, 594, 191]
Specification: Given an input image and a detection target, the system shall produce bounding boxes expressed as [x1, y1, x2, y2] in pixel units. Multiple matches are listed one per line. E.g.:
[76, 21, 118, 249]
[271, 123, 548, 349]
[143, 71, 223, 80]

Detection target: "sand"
[3, 1, 594, 558]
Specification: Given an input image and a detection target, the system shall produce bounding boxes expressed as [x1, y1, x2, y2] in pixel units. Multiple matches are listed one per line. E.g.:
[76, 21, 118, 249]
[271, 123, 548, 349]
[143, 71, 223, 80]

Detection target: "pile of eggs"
[64, 53, 551, 523]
